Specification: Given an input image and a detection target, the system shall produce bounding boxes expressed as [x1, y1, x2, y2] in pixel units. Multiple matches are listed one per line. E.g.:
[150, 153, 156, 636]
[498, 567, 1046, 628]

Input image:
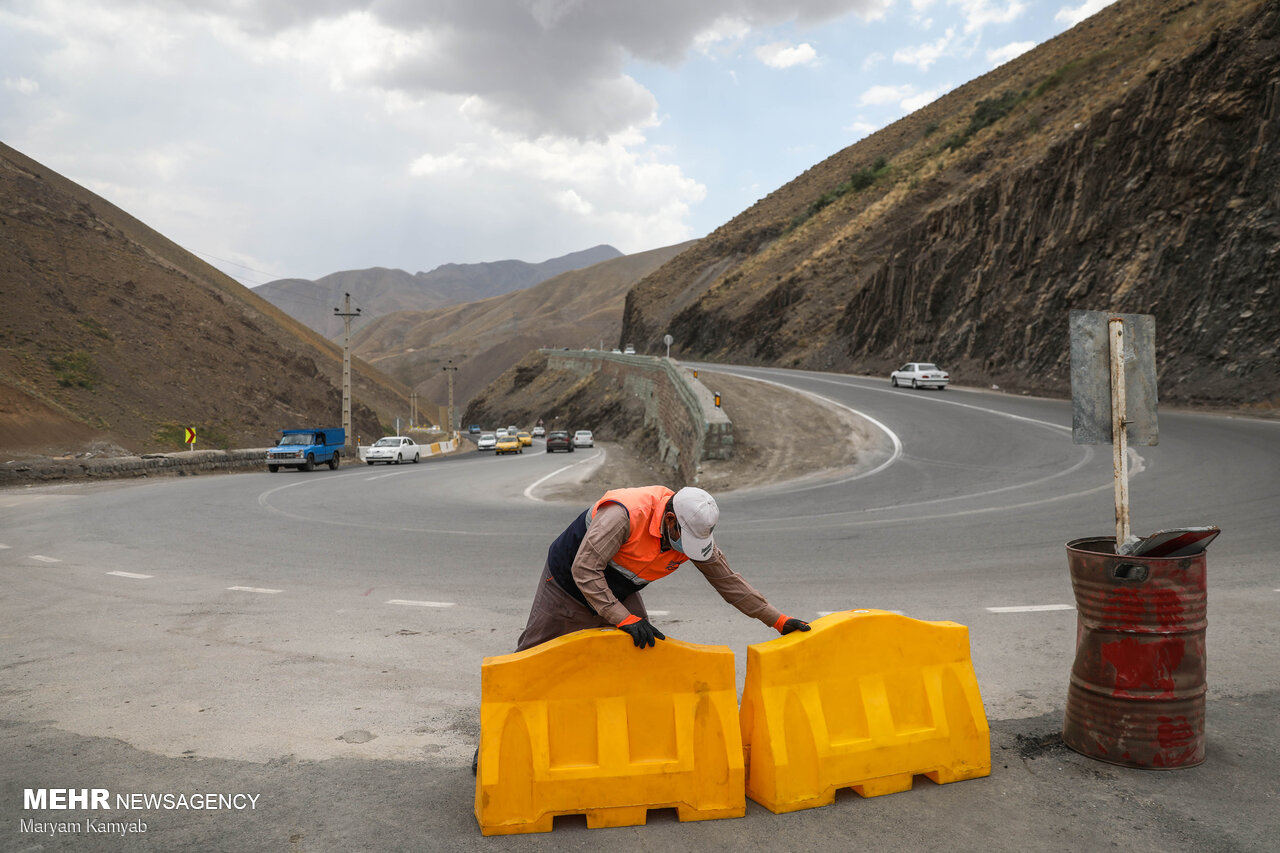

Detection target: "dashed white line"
[227, 586, 283, 594]
[386, 599, 456, 608]
[0, 543, 11, 550]
[987, 604, 1075, 613]
[648, 610, 670, 616]
[107, 571, 153, 579]
[29, 555, 61, 563]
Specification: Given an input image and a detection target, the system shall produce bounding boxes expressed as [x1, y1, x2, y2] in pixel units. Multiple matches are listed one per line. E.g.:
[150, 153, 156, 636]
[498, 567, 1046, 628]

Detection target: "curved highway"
[3, 366, 1277, 851]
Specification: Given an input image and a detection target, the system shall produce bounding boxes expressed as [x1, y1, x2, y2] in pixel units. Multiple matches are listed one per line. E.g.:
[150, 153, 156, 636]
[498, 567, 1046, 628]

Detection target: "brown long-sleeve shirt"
[570, 501, 783, 628]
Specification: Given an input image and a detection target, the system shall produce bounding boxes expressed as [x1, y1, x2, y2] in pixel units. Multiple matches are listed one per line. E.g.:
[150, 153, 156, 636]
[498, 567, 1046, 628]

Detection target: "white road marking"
[818, 609, 904, 616]
[30, 555, 61, 563]
[107, 571, 153, 579]
[710, 371, 903, 491]
[227, 586, 283, 594]
[523, 449, 607, 501]
[0, 543, 10, 549]
[648, 610, 670, 616]
[987, 604, 1075, 613]
[386, 599, 456, 608]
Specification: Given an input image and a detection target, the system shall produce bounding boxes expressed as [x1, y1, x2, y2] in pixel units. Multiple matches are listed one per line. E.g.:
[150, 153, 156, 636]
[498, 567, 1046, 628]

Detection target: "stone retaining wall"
[543, 350, 732, 485]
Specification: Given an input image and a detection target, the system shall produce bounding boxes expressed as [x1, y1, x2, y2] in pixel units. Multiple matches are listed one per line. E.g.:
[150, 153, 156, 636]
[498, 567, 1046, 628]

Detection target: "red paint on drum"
[1062, 537, 1207, 769]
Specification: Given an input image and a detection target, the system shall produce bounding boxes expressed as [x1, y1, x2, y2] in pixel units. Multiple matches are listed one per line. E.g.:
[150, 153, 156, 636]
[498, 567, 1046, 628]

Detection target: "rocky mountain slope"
[621, 0, 1279, 412]
[255, 245, 621, 339]
[352, 242, 692, 422]
[0, 142, 410, 455]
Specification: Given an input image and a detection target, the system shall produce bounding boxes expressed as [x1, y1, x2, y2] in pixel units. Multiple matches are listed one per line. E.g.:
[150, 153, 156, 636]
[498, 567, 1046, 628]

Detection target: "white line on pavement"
[29, 555, 60, 563]
[107, 571, 153, 579]
[386, 599, 456, 608]
[0, 543, 10, 549]
[987, 604, 1075, 613]
[523, 449, 606, 501]
[818, 609, 904, 616]
[227, 586, 283, 594]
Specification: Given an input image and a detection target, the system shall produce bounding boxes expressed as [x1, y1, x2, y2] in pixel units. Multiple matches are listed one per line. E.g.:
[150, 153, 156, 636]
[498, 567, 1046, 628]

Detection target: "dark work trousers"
[515, 562, 649, 651]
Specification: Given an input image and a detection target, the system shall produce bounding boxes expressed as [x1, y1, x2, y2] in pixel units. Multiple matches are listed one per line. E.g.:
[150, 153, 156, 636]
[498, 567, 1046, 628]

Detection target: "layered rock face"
[623, 0, 1279, 409]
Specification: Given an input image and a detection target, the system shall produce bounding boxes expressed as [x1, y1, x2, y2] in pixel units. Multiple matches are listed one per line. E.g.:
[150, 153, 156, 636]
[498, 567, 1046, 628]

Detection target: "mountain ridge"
[254, 245, 622, 339]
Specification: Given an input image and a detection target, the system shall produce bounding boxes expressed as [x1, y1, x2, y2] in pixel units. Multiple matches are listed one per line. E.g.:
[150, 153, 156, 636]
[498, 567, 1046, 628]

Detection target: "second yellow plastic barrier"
[475, 629, 744, 835]
[740, 610, 990, 813]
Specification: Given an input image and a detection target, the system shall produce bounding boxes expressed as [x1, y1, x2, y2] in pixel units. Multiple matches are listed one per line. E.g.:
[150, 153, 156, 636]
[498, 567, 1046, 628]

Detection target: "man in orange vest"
[516, 485, 810, 651]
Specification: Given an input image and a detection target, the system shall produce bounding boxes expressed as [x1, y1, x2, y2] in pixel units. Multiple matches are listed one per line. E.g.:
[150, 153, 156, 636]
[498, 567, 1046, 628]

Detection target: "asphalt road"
[2, 367, 1277, 852]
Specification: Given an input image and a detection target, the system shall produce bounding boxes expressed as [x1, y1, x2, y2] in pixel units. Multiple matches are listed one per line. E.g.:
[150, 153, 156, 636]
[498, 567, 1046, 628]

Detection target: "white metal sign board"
[1069, 309, 1159, 446]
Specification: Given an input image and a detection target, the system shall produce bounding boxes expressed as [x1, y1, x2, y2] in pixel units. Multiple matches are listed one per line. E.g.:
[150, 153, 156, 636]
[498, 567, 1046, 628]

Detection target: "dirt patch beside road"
[534, 368, 878, 504]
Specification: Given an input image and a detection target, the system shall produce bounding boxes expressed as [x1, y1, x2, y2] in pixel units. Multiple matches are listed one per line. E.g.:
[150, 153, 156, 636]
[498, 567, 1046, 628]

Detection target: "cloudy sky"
[1, 0, 1115, 286]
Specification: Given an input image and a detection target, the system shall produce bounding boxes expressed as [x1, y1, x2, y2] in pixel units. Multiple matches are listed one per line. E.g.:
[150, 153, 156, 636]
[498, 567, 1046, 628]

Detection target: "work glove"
[773, 614, 811, 635]
[617, 615, 666, 648]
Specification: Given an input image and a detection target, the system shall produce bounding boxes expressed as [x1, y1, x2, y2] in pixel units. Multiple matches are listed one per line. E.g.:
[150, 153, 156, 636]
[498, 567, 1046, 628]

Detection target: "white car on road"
[476, 432, 497, 451]
[365, 436, 421, 464]
[573, 430, 594, 448]
[890, 362, 950, 390]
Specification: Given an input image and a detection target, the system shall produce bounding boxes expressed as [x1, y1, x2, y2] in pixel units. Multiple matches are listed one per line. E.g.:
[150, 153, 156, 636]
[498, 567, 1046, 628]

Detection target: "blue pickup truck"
[266, 428, 345, 472]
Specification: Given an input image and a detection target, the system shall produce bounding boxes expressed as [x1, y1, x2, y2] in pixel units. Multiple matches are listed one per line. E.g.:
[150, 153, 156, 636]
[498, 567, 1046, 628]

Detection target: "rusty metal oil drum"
[1062, 536, 1207, 769]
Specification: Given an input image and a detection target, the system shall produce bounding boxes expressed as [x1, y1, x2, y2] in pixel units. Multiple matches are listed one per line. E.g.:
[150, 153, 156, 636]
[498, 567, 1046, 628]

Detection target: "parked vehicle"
[545, 430, 573, 453]
[890, 362, 950, 390]
[573, 429, 594, 448]
[495, 434, 523, 455]
[365, 435, 421, 465]
[267, 428, 344, 472]
[476, 432, 497, 451]
[517, 431, 533, 447]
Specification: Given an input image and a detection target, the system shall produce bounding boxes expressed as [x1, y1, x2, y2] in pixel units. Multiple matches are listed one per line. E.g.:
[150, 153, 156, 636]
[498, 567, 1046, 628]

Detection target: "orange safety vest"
[590, 486, 688, 584]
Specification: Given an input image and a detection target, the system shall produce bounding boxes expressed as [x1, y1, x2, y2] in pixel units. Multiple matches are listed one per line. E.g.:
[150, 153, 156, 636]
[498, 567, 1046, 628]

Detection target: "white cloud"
[846, 118, 881, 138]
[3, 77, 41, 95]
[893, 27, 956, 71]
[859, 84, 918, 106]
[755, 41, 818, 69]
[860, 51, 886, 71]
[986, 40, 1036, 65]
[901, 85, 948, 112]
[1055, 0, 1118, 26]
[954, 0, 1027, 34]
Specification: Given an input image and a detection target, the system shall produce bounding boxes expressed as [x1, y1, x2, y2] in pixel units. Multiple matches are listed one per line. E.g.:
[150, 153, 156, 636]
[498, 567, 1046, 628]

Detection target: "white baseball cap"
[672, 487, 718, 560]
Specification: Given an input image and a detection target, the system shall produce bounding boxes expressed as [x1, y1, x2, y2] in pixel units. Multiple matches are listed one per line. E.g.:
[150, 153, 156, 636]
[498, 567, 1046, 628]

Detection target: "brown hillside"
[352, 242, 693, 421]
[0, 142, 410, 456]
[621, 0, 1278, 412]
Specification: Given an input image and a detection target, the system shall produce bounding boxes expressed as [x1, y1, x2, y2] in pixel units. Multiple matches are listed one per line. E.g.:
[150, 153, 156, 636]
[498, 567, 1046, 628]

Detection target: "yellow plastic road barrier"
[475, 629, 744, 836]
[741, 609, 989, 814]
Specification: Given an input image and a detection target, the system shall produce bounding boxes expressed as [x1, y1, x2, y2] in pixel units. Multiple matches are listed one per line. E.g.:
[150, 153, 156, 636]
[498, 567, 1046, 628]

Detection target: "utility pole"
[442, 359, 458, 435]
[334, 293, 361, 448]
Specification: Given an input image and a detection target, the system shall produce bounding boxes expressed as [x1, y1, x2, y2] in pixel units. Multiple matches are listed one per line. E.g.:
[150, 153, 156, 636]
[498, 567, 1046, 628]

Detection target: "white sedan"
[573, 430, 594, 448]
[890, 362, 950, 390]
[365, 436, 421, 464]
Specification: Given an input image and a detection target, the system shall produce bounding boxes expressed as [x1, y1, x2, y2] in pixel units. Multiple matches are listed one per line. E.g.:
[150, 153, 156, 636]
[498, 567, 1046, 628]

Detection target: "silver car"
[476, 432, 497, 451]
[573, 430, 594, 448]
[890, 362, 950, 390]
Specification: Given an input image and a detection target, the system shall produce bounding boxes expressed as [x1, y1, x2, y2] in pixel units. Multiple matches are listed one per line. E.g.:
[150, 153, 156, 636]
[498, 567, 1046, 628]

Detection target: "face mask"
[666, 516, 684, 553]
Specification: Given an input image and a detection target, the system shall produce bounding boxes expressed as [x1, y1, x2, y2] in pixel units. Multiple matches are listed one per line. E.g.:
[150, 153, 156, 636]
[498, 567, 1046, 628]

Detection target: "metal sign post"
[1108, 318, 1131, 547]
[1070, 309, 1158, 553]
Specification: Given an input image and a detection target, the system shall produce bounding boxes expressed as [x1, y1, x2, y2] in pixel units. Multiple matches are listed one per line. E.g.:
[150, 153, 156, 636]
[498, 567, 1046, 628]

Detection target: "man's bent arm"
[692, 549, 784, 628]
[570, 502, 633, 625]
